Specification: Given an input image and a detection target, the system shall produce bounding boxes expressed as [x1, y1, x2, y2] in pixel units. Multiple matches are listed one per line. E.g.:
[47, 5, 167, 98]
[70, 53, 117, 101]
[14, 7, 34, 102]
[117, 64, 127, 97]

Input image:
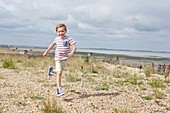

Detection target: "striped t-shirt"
[53, 36, 76, 61]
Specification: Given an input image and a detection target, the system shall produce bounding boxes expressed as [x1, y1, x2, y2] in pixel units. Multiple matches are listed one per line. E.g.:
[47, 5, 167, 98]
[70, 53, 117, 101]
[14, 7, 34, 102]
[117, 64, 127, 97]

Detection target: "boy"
[43, 24, 76, 96]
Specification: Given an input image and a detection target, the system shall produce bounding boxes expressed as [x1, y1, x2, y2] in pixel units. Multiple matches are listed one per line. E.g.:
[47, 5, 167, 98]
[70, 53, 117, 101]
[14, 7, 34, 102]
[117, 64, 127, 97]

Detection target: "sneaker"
[56, 88, 64, 96]
[48, 66, 53, 77]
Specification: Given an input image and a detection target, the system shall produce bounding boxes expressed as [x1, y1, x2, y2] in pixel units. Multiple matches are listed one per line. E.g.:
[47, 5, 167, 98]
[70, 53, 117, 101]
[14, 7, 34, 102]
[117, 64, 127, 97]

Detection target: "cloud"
[0, 0, 170, 51]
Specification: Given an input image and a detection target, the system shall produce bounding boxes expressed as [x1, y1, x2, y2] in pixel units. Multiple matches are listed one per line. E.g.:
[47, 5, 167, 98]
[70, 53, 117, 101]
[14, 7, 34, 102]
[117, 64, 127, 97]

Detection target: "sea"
[77, 48, 170, 59]
[1, 44, 170, 59]
[77, 48, 170, 66]
[1, 45, 170, 66]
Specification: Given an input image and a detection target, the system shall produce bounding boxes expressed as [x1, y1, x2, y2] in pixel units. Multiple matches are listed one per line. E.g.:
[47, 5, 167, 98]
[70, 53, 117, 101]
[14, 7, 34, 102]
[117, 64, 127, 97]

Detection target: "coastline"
[1, 45, 170, 67]
[77, 48, 170, 59]
[1, 44, 170, 58]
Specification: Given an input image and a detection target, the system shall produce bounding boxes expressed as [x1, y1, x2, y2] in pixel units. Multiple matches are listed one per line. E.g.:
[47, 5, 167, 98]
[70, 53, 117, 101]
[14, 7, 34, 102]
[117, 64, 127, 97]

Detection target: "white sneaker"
[56, 88, 64, 96]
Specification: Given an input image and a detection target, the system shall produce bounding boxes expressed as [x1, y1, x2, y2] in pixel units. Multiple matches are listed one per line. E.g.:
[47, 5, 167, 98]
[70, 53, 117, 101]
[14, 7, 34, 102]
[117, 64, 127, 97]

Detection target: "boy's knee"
[57, 71, 62, 75]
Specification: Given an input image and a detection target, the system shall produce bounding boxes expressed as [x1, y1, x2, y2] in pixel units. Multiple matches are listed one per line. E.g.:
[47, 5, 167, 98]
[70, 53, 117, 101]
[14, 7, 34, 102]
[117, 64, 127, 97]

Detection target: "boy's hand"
[68, 52, 73, 57]
[68, 44, 76, 57]
[43, 52, 47, 57]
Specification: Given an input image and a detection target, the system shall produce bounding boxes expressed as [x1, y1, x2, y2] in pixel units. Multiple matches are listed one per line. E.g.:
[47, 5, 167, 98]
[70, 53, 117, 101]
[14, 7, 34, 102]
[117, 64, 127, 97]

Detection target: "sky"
[0, 0, 170, 52]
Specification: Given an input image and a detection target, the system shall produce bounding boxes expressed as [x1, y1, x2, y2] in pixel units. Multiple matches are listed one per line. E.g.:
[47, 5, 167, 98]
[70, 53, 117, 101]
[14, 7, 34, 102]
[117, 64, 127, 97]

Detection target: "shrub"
[149, 79, 166, 88]
[84, 55, 89, 63]
[144, 66, 152, 77]
[124, 76, 138, 85]
[2, 59, 15, 69]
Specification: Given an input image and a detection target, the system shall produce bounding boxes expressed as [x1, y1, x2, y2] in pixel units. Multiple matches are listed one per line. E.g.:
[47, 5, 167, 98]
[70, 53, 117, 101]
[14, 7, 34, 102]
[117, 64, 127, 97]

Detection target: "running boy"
[43, 24, 76, 96]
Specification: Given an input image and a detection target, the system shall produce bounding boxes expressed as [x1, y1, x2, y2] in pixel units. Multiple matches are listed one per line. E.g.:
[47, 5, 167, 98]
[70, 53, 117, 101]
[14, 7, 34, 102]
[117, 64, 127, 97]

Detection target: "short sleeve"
[68, 37, 76, 45]
[53, 37, 57, 45]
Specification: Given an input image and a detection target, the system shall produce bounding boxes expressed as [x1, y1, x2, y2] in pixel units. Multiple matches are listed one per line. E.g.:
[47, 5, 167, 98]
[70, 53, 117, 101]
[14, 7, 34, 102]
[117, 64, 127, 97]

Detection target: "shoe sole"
[57, 93, 64, 96]
[48, 66, 53, 77]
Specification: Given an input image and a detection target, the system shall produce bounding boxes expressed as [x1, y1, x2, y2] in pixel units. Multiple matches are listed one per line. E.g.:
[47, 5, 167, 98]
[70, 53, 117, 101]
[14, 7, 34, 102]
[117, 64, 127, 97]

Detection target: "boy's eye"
[59, 31, 64, 33]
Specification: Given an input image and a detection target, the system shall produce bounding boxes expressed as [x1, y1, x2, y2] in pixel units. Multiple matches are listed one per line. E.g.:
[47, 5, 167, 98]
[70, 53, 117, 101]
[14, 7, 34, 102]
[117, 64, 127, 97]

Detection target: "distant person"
[43, 24, 76, 96]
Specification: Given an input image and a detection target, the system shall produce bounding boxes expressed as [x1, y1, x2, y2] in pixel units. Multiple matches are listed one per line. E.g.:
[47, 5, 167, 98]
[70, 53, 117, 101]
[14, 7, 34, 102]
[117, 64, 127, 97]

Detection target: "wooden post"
[157, 64, 161, 72]
[116, 56, 119, 64]
[151, 63, 155, 74]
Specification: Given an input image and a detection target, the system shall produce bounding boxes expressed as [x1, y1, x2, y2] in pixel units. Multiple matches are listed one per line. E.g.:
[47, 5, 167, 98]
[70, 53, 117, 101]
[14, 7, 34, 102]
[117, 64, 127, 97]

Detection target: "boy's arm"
[43, 43, 55, 56]
[68, 44, 76, 57]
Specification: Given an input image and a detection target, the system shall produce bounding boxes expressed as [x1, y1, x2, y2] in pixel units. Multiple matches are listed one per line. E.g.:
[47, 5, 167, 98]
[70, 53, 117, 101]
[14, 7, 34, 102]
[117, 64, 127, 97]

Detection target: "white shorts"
[55, 60, 67, 72]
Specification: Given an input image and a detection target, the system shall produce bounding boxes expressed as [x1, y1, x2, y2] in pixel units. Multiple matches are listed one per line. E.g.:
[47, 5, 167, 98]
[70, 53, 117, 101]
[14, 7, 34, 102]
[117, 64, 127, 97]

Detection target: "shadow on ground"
[63, 91, 120, 102]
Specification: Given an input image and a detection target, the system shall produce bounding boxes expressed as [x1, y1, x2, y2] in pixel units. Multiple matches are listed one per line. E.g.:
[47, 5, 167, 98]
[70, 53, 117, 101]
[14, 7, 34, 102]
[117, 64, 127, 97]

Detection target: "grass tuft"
[41, 98, 64, 113]
[113, 107, 134, 113]
[141, 95, 152, 100]
[65, 75, 81, 82]
[2, 59, 15, 69]
[153, 89, 165, 99]
[149, 79, 166, 88]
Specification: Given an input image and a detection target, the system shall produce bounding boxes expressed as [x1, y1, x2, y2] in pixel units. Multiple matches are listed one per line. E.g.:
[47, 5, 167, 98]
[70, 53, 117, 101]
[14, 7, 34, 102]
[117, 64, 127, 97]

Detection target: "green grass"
[41, 98, 64, 113]
[30, 96, 44, 100]
[153, 89, 165, 99]
[65, 76, 81, 82]
[95, 81, 110, 91]
[139, 84, 147, 90]
[25, 88, 43, 100]
[124, 76, 138, 85]
[49, 83, 57, 87]
[144, 66, 153, 77]
[113, 107, 134, 113]
[0, 74, 5, 79]
[149, 79, 166, 88]
[16, 102, 28, 106]
[113, 69, 123, 78]
[86, 76, 95, 82]
[115, 75, 142, 86]
[2, 59, 15, 69]
[95, 85, 109, 91]
[141, 95, 152, 100]
[0, 107, 5, 113]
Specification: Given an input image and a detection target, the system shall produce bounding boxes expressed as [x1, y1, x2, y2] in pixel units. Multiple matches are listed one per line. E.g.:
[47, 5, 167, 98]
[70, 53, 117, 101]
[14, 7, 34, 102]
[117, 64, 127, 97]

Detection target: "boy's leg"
[55, 60, 65, 96]
[57, 71, 62, 88]
[55, 60, 62, 88]
[56, 71, 64, 96]
[55, 60, 67, 87]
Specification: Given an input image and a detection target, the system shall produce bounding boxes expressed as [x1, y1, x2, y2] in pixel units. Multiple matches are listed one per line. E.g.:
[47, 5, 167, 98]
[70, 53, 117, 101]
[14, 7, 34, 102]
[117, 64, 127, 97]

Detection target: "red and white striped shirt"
[53, 36, 76, 61]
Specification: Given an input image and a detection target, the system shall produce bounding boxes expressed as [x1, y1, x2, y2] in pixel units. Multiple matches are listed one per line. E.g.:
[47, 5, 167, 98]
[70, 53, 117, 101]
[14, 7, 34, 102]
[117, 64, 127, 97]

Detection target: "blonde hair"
[56, 24, 67, 32]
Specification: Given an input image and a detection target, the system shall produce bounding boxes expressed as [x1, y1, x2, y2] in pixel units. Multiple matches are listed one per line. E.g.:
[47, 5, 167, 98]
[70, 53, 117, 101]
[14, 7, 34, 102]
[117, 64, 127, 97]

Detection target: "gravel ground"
[0, 57, 170, 113]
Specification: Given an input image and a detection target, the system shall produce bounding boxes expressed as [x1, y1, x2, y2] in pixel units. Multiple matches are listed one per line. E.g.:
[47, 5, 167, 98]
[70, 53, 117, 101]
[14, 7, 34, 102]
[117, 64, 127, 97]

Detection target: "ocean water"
[77, 48, 170, 58]
[1, 44, 170, 59]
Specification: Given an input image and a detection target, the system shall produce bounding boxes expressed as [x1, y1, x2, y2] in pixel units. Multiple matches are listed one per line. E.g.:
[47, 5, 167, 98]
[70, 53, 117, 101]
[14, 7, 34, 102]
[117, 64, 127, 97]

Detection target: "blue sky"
[0, 0, 170, 52]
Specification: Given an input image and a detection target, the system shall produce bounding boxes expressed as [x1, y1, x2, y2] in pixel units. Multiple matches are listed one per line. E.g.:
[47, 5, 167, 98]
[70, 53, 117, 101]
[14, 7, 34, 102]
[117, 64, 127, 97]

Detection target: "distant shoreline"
[1, 44, 170, 53]
[1, 45, 170, 69]
[1, 44, 170, 62]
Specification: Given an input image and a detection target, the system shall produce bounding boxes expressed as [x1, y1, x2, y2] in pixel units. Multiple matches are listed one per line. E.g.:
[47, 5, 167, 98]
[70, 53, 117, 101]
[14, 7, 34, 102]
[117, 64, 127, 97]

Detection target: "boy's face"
[57, 27, 67, 38]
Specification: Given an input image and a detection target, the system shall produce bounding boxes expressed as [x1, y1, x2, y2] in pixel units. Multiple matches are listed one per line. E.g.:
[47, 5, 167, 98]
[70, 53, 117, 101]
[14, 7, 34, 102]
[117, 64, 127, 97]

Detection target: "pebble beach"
[0, 48, 170, 113]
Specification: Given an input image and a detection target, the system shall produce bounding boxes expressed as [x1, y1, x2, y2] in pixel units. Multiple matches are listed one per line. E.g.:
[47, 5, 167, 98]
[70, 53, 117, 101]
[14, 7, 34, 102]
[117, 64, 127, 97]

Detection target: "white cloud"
[0, 0, 170, 51]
